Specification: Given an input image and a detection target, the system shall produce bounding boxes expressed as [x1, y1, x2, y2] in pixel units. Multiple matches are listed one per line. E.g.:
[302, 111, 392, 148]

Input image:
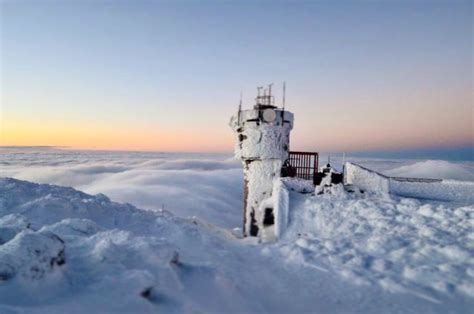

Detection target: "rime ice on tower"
[229, 84, 293, 239]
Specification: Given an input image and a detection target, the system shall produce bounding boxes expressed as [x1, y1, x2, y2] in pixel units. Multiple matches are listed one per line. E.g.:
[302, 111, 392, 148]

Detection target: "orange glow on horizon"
[0, 118, 234, 153]
[2, 116, 472, 154]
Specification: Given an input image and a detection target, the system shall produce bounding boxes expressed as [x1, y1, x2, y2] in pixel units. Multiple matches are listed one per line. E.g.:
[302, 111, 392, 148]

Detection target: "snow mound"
[0, 177, 174, 235]
[0, 229, 65, 281]
[0, 214, 30, 244]
[386, 160, 474, 181]
[39, 218, 102, 238]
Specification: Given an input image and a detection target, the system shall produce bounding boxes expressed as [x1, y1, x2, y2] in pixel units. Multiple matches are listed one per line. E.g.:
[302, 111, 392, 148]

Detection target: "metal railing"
[285, 151, 319, 183]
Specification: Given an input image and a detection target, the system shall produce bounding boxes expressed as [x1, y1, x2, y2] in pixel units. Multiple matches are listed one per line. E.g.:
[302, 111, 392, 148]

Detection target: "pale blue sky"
[1, 0, 472, 155]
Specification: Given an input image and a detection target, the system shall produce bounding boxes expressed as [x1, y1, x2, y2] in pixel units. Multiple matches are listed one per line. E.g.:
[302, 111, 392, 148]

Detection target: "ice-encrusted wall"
[390, 179, 474, 202]
[344, 162, 474, 202]
[229, 109, 293, 160]
[229, 107, 293, 237]
[344, 162, 390, 193]
[272, 178, 289, 239]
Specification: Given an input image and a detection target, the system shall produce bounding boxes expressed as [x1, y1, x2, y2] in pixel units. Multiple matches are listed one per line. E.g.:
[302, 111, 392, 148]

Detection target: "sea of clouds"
[0, 148, 243, 228]
[1, 147, 473, 228]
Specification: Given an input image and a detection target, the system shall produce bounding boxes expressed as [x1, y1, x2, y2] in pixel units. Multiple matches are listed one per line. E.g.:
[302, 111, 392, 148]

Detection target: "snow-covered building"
[230, 85, 474, 244]
[229, 84, 293, 239]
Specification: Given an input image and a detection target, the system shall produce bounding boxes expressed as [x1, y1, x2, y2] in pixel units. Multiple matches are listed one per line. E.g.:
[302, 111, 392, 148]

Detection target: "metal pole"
[237, 91, 242, 125]
[281, 82, 286, 125]
[282, 82, 286, 110]
[268, 83, 273, 106]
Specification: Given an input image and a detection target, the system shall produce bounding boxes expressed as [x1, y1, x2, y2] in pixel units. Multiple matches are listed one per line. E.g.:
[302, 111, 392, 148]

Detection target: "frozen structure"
[344, 162, 474, 202]
[229, 86, 474, 243]
[229, 84, 293, 239]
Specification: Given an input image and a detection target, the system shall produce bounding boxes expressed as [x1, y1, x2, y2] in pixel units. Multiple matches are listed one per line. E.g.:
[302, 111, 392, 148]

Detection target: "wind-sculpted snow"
[276, 185, 474, 303]
[0, 211, 66, 282]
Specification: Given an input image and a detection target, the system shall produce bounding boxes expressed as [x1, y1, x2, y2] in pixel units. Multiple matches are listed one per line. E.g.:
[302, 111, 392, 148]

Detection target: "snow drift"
[0, 228, 65, 281]
[277, 186, 474, 303]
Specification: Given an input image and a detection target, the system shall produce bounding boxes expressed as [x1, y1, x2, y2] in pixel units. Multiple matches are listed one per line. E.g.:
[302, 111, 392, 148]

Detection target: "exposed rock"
[169, 250, 180, 265]
[140, 286, 154, 299]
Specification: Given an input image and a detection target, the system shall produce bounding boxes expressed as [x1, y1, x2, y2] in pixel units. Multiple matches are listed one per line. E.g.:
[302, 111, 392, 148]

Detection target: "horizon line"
[1, 144, 472, 160]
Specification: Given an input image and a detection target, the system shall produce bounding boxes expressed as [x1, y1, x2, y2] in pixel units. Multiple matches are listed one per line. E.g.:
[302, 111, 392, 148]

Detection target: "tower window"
[263, 208, 274, 226]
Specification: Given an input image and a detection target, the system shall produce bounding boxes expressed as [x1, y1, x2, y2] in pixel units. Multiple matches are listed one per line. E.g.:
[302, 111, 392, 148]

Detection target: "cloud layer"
[1, 148, 473, 228]
[0, 148, 243, 228]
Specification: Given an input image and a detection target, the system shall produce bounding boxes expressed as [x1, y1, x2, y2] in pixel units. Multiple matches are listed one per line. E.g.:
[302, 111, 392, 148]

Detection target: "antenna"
[282, 82, 286, 109]
[342, 152, 346, 181]
[281, 82, 286, 125]
[237, 91, 242, 124]
[256, 86, 263, 106]
[268, 83, 273, 106]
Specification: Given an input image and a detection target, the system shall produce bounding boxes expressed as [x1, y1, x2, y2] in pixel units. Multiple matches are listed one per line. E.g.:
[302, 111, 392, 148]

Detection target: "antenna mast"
[281, 82, 286, 125]
[237, 91, 242, 125]
[282, 82, 286, 110]
[268, 83, 273, 106]
[256, 86, 263, 106]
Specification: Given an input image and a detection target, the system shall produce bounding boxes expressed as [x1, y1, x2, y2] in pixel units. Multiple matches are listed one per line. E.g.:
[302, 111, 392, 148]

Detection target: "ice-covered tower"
[229, 84, 294, 238]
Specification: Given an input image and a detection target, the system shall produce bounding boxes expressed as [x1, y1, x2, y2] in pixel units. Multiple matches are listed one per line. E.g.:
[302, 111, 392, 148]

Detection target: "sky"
[0, 0, 472, 155]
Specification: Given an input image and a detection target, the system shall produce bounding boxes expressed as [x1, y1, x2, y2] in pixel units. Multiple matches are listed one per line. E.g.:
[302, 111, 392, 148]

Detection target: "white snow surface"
[278, 186, 474, 304]
[0, 175, 473, 313]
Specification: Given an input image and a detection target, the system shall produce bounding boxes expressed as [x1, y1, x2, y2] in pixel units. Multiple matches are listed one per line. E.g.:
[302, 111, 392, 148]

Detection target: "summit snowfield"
[1, 147, 474, 313]
[1, 177, 473, 313]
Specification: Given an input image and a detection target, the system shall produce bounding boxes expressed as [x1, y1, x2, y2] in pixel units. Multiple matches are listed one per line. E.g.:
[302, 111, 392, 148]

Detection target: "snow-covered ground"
[1, 147, 473, 313]
[1, 177, 473, 313]
[277, 182, 474, 301]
